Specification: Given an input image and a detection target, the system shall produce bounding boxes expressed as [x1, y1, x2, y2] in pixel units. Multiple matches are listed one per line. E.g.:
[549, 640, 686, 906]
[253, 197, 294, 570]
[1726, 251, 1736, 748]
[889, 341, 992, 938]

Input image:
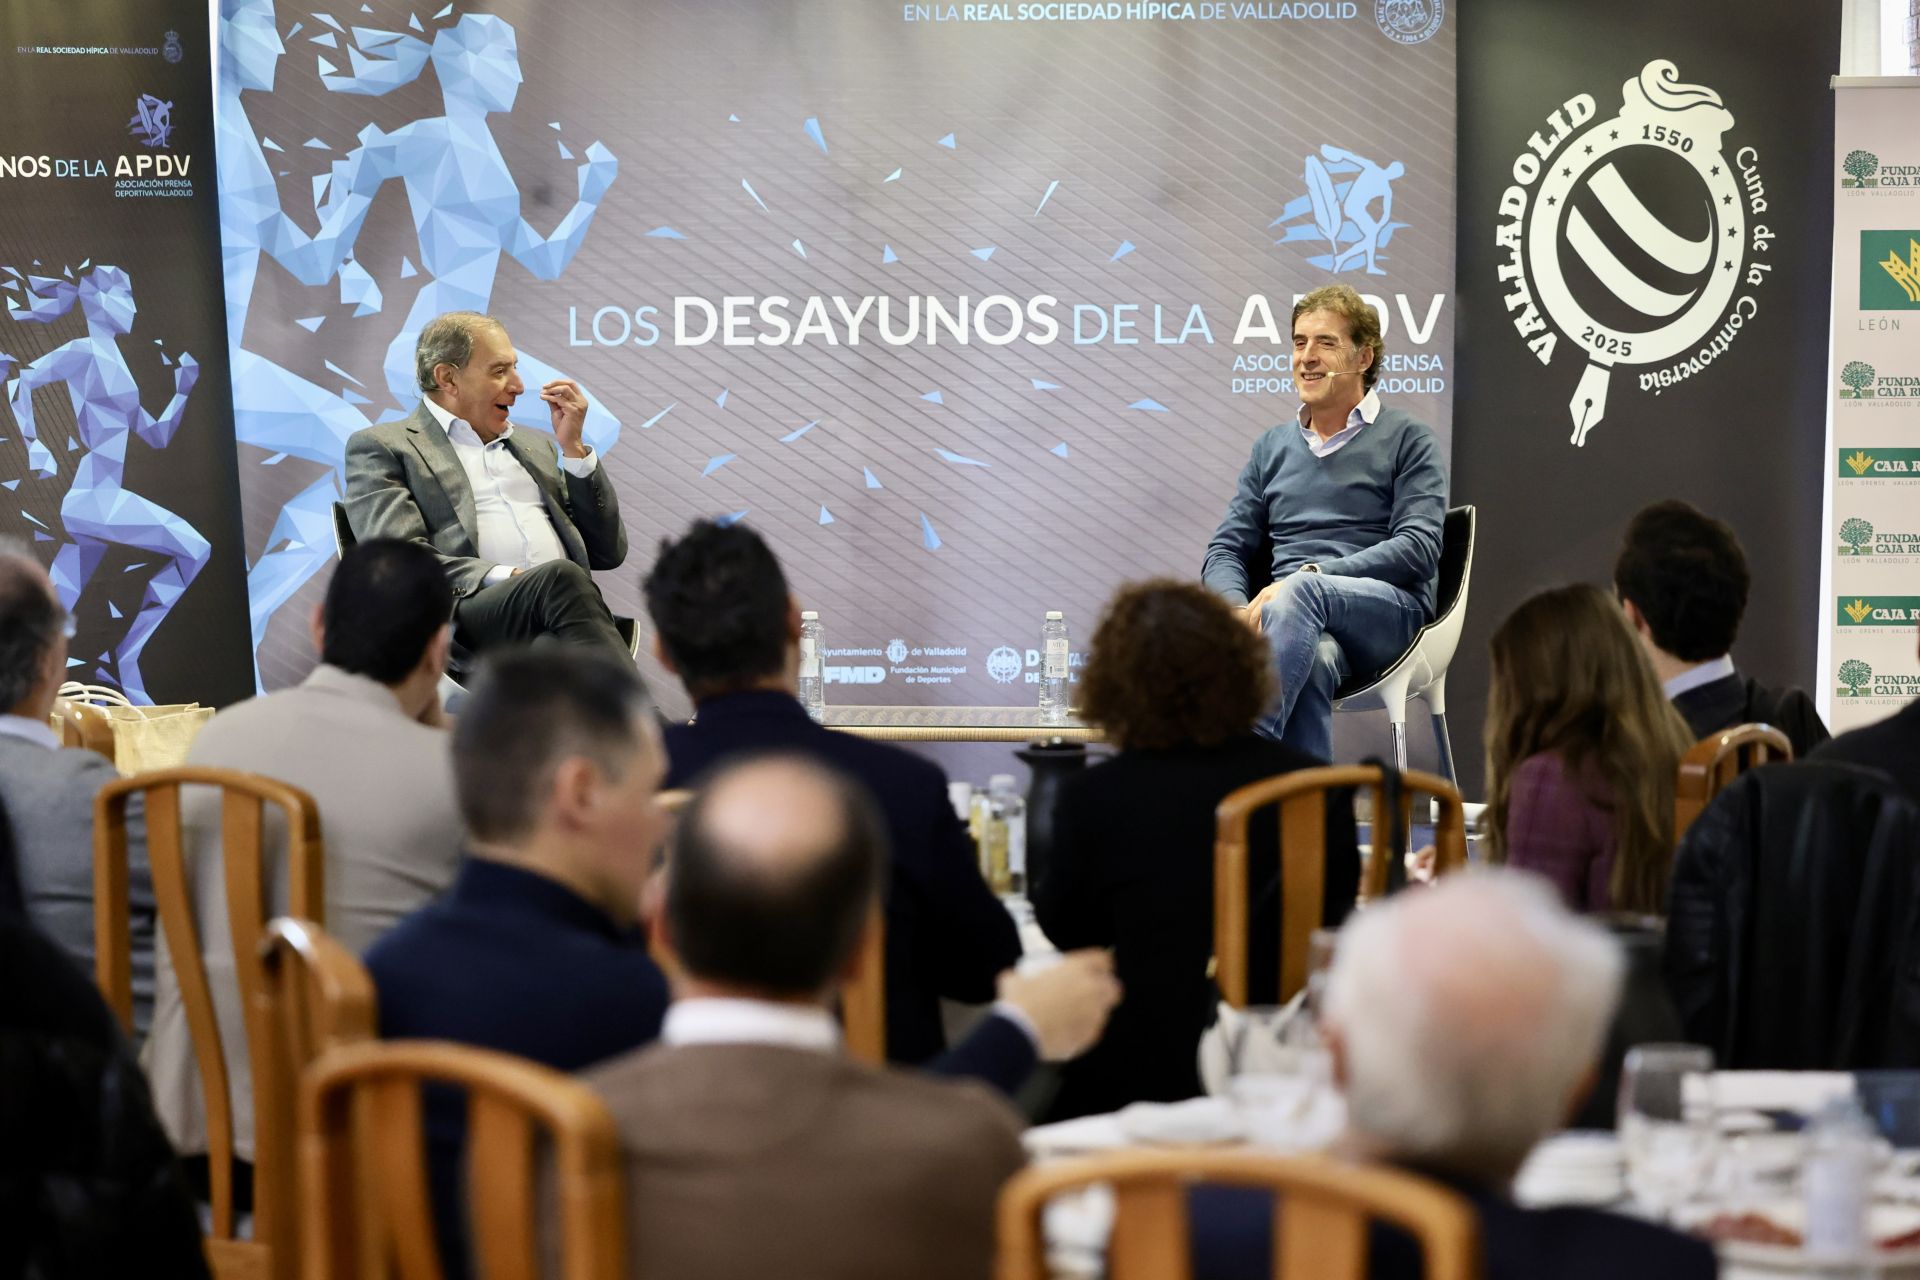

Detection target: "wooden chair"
[840, 907, 887, 1067]
[1674, 723, 1793, 841]
[995, 1150, 1479, 1280]
[95, 767, 324, 1280]
[56, 699, 117, 763]
[300, 1039, 626, 1280]
[256, 918, 377, 1275]
[1214, 766, 1467, 1008]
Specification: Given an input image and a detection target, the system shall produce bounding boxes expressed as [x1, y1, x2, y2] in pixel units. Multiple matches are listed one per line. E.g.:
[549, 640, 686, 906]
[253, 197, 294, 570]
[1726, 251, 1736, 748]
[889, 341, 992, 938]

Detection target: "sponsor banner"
[1831, 641, 1920, 732]
[0, 2, 251, 704]
[1449, 1, 1837, 793]
[1829, 80, 1920, 733]
[218, 0, 1456, 708]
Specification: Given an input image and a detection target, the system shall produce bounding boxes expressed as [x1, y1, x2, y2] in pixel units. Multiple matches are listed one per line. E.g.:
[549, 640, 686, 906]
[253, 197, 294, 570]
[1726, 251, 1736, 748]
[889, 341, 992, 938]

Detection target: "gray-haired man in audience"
[1194, 871, 1715, 1280]
[0, 539, 155, 1036]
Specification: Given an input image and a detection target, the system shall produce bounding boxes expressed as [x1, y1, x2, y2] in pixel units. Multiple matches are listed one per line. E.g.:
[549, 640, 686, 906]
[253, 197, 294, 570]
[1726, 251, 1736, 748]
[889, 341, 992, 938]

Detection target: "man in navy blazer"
[644, 519, 1116, 1076]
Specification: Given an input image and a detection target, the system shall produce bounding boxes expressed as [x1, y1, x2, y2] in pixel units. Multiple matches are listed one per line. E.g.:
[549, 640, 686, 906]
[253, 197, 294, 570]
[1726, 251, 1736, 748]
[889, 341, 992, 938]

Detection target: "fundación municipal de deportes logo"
[1493, 60, 1773, 449]
[1861, 232, 1920, 309]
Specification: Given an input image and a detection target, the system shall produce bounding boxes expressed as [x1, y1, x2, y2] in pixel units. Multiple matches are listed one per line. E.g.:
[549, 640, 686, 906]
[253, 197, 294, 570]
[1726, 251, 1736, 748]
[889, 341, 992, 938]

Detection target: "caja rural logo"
[1494, 60, 1775, 447]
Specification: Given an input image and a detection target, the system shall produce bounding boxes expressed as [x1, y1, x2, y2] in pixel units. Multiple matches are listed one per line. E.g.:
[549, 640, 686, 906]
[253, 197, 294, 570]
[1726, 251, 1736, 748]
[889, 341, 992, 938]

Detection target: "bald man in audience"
[0, 540, 155, 1035]
[147, 538, 465, 1206]
[583, 754, 1028, 1280]
[1193, 871, 1715, 1280]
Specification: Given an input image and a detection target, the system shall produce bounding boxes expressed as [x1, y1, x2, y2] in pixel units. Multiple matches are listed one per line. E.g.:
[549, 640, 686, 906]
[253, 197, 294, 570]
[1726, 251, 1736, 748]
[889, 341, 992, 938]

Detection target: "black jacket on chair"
[1665, 760, 1920, 1070]
[1032, 735, 1358, 1120]
[1812, 699, 1920, 801]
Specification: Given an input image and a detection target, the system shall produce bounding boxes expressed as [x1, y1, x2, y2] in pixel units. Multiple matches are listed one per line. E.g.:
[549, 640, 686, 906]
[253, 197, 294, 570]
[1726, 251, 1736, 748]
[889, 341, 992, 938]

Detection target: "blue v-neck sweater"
[1201, 407, 1448, 618]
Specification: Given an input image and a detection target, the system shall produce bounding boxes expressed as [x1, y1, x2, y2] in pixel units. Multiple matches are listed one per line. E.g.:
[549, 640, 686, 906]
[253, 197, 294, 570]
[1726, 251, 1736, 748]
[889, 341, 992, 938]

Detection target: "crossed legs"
[452, 559, 627, 660]
[1255, 573, 1423, 761]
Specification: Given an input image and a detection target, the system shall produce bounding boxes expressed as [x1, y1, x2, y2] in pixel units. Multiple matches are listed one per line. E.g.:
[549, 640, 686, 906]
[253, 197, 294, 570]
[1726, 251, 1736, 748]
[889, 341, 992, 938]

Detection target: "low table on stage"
[821, 705, 1102, 744]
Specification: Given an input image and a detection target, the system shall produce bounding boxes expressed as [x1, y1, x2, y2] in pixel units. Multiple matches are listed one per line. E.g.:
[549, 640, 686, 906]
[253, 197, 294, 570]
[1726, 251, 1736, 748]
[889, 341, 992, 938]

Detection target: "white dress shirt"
[1663, 653, 1736, 700]
[1297, 387, 1381, 459]
[0, 713, 60, 751]
[663, 997, 842, 1052]
[422, 397, 599, 587]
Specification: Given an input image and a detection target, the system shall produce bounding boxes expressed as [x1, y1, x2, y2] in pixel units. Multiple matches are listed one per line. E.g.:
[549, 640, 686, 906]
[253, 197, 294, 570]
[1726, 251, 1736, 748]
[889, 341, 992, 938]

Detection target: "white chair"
[1333, 504, 1476, 783]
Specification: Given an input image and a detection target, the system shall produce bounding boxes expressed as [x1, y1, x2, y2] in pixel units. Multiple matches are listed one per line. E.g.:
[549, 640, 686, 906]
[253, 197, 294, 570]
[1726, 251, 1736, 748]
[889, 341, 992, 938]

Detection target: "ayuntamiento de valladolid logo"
[1494, 60, 1775, 446]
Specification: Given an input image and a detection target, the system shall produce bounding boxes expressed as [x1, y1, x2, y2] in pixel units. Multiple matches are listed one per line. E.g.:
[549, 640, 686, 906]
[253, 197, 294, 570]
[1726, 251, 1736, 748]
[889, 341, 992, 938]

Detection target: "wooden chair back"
[57, 699, 117, 763]
[840, 907, 887, 1066]
[645, 785, 886, 1064]
[300, 1039, 626, 1280]
[256, 917, 377, 1272]
[1214, 766, 1467, 1007]
[995, 1150, 1479, 1280]
[94, 767, 323, 1278]
[1674, 723, 1793, 840]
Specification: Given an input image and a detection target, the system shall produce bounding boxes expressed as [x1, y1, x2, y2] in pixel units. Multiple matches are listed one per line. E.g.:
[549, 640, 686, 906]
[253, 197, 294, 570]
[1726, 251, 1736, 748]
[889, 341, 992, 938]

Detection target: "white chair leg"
[1389, 720, 1409, 775]
[1427, 675, 1456, 787]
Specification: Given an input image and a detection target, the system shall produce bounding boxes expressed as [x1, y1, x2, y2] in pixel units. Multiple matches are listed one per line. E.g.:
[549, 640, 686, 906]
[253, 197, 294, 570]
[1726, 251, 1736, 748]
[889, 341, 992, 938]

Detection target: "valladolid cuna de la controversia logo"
[1494, 60, 1775, 446]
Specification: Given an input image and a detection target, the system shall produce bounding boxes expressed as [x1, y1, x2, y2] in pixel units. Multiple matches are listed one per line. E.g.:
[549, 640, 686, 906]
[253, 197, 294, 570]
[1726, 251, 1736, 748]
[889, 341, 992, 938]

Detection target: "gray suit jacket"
[342, 401, 627, 599]
[580, 1042, 1026, 1280]
[144, 666, 464, 1159]
[0, 728, 155, 1038]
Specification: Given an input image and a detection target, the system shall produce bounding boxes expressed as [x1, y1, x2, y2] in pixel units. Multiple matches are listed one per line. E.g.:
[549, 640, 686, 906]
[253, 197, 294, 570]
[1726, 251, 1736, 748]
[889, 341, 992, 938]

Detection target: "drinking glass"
[1618, 1044, 1719, 1220]
[1224, 1004, 1330, 1150]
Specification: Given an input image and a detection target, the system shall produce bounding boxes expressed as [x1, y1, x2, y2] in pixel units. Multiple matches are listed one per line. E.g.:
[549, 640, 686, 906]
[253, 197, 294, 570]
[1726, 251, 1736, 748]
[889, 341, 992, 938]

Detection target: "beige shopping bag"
[55, 681, 213, 775]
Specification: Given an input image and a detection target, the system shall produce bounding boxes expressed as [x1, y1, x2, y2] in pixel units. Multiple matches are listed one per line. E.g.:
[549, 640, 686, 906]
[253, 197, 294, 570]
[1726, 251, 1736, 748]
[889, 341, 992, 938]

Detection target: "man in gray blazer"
[145, 539, 466, 1190]
[343, 310, 629, 661]
[582, 754, 1028, 1280]
[0, 542, 155, 1035]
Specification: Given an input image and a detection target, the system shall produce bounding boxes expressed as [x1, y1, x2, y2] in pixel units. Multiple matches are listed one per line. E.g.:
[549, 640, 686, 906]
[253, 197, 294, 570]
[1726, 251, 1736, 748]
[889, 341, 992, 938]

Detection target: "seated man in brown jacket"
[581, 753, 1027, 1280]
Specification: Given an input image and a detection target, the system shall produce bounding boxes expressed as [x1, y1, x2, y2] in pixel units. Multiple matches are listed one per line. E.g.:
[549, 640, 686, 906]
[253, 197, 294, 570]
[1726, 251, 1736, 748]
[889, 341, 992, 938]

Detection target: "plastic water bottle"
[988, 774, 1027, 896]
[1039, 611, 1070, 724]
[1804, 1095, 1878, 1269]
[798, 610, 824, 722]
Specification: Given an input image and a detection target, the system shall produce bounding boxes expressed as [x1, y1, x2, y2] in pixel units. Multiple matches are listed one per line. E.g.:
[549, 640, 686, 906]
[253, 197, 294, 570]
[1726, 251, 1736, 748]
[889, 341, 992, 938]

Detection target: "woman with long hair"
[1483, 583, 1695, 914]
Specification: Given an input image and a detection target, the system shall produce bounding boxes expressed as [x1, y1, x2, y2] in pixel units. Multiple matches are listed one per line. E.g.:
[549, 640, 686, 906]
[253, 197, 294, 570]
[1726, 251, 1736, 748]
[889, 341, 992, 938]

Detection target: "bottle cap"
[800, 610, 819, 621]
[1045, 611, 1064, 620]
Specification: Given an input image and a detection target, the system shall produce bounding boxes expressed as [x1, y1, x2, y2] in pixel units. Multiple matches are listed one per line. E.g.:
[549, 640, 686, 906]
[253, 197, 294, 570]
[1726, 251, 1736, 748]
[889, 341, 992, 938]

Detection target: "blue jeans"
[1255, 573, 1424, 762]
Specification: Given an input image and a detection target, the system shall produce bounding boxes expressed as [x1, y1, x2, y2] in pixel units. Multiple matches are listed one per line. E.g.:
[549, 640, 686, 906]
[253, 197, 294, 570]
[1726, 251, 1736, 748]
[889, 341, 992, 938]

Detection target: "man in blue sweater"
[1201, 284, 1447, 760]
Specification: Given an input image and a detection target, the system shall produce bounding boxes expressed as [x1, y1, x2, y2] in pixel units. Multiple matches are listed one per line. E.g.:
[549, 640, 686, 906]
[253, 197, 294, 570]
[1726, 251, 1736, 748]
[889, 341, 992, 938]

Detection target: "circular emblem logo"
[986, 647, 1023, 685]
[162, 29, 183, 64]
[1375, 0, 1443, 45]
[886, 639, 909, 664]
[1496, 60, 1769, 447]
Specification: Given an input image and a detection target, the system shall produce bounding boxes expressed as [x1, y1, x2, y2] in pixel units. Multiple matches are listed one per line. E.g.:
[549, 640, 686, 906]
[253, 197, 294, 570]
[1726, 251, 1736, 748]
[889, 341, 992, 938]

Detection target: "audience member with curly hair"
[1031, 580, 1358, 1119]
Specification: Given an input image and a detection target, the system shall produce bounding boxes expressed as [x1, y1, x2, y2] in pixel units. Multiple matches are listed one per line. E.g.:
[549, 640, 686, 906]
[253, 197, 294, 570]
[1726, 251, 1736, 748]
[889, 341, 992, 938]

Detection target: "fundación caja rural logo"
[1836, 657, 1920, 701]
[1838, 517, 1920, 557]
[1842, 150, 1920, 192]
[1838, 359, 1920, 402]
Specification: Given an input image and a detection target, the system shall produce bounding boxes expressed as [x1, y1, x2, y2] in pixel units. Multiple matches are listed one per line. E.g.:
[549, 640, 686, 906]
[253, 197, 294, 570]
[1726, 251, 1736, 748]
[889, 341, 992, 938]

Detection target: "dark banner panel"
[1448, 3, 1838, 794]
[0, 4, 252, 705]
